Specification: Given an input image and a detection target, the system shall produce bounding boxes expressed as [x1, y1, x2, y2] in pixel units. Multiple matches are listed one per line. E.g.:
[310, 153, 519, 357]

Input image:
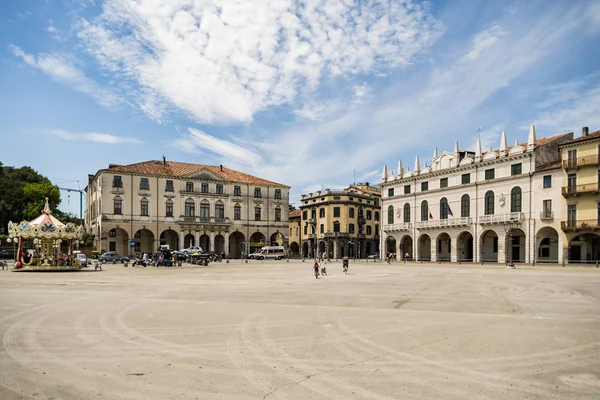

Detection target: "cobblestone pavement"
[1, 260, 599, 399]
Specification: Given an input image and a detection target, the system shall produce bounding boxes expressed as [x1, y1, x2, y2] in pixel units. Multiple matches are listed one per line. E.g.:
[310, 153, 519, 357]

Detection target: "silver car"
[76, 253, 88, 267]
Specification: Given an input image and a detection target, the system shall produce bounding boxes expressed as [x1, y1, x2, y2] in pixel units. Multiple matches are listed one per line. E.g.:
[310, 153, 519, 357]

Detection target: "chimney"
[162, 156, 166, 165]
[220, 164, 223, 171]
[583, 127, 589, 137]
[365, 182, 369, 187]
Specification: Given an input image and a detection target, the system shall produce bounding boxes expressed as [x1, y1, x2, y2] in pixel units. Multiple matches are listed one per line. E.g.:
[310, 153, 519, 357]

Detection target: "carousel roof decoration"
[8, 198, 83, 240]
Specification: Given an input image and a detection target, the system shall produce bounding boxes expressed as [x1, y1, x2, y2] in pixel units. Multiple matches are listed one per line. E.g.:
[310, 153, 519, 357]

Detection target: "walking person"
[342, 256, 349, 274]
[313, 259, 320, 279]
[321, 258, 328, 276]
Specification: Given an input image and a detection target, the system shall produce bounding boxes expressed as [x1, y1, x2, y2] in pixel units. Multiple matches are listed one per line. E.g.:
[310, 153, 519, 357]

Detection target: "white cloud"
[77, 0, 443, 124]
[462, 24, 505, 62]
[352, 83, 372, 105]
[10, 45, 120, 108]
[45, 129, 142, 144]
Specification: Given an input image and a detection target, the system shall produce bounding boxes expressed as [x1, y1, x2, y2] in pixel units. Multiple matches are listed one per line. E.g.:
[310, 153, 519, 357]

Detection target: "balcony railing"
[383, 222, 411, 231]
[561, 219, 600, 231]
[563, 154, 600, 169]
[478, 212, 524, 224]
[540, 211, 554, 220]
[415, 217, 472, 229]
[562, 183, 599, 196]
[179, 216, 231, 224]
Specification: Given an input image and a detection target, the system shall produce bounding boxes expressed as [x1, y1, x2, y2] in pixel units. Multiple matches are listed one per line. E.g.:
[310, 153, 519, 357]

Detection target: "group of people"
[134, 250, 173, 267]
[313, 256, 349, 278]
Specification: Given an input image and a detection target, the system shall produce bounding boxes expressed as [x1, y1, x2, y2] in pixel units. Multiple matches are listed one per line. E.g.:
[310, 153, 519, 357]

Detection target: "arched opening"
[327, 240, 334, 259]
[318, 241, 326, 257]
[249, 232, 265, 254]
[159, 229, 178, 250]
[199, 234, 210, 252]
[289, 242, 300, 257]
[440, 198, 449, 220]
[134, 228, 155, 255]
[302, 241, 309, 258]
[183, 233, 195, 248]
[403, 203, 411, 222]
[568, 233, 600, 264]
[484, 191, 495, 215]
[418, 234, 431, 261]
[270, 231, 284, 246]
[480, 230, 498, 262]
[461, 194, 470, 217]
[229, 231, 245, 259]
[436, 232, 451, 261]
[400, 235, 413, 260]
[366, 241, 372, 256]
[536, 227, 559, 263]
[506, 228, 526, 263]
[214, 234, 225, 255]
[420, 200, 429, 221]
[386, 236, 397, 256]
[510, 187, 522, 213]
[107, 227, 129, 255]
[457, 231, 474, 262]
[387, 205, 394, 224]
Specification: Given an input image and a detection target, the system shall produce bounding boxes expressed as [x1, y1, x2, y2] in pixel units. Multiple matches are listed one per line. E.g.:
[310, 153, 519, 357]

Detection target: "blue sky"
[1, 0, 599, 216]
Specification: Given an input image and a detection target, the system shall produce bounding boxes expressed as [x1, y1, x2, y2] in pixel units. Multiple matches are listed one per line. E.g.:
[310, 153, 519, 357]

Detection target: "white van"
[256, 246, 286, 260]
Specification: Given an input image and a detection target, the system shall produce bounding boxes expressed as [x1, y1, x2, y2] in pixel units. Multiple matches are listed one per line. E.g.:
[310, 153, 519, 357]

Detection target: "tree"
[22, 182, 61, 220]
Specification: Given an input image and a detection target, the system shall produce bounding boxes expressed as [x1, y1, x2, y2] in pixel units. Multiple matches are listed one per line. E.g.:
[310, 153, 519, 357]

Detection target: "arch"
[183, 233, 195, 248]
[318, 241, 326, 257]
[270, 231, 284, 246]
[184, 198, 195, 217]
[436, 232, 451, 261]
[461, 194, 470, 218]
[457, 231, 474, 262]
[400, 235, 413, 260]
[159, 229, 178, 250]
[229, 231, 245, 259]
[418, 234, 431, 261]
[403, 203, 411, 222]
[510, 186, 522, 213]
[506, 228, 526, 263]
[199, 234, 210, 252]
[289, 242, 300, 257]
[568, 233, 600, 264]
[386, 236, 397, 256]
[420, 200, 429, 221]
[480, 229, 498, 262]
[214, 234, 225, 255]
[440, 197, 449, 220]
[302, 241, 309, 258]
[484, 191, 495, 215]
[387, 205, 394, 224]
[107, 227, 129, 255]
[134, 228, 155, 255]
[536, 227, 559, 263]
[249, 232, 266, 254]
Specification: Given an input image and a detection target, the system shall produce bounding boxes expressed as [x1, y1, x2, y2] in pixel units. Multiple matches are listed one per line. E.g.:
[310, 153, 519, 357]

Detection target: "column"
[498, 232, 507, 265]
[431, 238, 437, 263]
[194, 231, 200, 248]
[334, 240, 339, 259]
[224, 234, 230, 257]
[210, 232, 215, 252]
[308, 241, 313, 259]
[179, 231, 185, 250]
[451, 234, 459, 263]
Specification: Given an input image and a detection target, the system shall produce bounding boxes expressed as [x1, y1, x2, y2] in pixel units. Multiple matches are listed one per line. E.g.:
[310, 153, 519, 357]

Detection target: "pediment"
[483, 151, 498, 161]
[460, 157, 473, 166]
[508, 145, 524, 155]
[186, 168, 225, 181]
[432, 152, 457, 171]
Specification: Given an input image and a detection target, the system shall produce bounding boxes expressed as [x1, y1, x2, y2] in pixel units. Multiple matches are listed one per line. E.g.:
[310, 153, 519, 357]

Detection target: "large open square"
[1, 261, 599, 399]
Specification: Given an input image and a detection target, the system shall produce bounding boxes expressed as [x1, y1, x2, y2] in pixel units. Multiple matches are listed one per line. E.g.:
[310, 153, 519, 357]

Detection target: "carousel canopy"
[8, 197, 83, 240]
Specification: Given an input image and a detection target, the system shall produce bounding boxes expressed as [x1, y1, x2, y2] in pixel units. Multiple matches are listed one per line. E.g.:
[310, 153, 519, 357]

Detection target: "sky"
[1, 0, 600, 216]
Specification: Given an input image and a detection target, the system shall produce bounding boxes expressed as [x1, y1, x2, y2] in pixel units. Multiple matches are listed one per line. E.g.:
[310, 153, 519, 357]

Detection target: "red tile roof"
[104, 160, 289, 187]
[288, 209, 301, 218]
[558, 130, 600, 146]
[536, 161, 562, 172]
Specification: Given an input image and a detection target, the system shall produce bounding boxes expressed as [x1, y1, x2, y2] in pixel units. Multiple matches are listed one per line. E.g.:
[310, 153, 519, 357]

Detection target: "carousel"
[7, 198, 84, 271]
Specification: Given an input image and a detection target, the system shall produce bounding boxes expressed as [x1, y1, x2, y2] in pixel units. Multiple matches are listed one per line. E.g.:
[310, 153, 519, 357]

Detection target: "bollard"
[245, 259, 248, 263]
[178, 261, 182, 266]
[286, 258, 289, 263]
[596, 260, 598, 268]
[562, 260, 565, 267]
[459, 260, 461, 265]
[124, 262, 129, 268]
[302, 258, 305, 262]
[113, 260, 117, 264]
[226, 259, 229, 264]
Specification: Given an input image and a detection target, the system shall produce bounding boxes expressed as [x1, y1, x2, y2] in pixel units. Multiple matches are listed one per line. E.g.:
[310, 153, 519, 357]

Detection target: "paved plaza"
[1, 260, 599, 399]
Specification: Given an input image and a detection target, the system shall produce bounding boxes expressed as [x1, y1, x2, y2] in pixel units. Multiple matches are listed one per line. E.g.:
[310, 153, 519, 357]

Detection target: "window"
[234, 185, 241, 196]
[113, 198, 122, 215]
[485, 169, 495, 180]
[166, 200, 173, 217]
[461, 173, 470, 184]
[567, 173, 577, 188]
[404, 185, 411, 194]
[186, 182, 194, 192]
[140, 198, 149, 216]
[320, 224, 324, 233]
[349, 208, 355, 218]
[319, 208, 325, 218]
[109, 229, 116, 238]
[367, 210, 372, 220]
[254, 187, 262, 198]
[275, 208, 281, 222]
[165, 180, 174, 192]
[388, 188, 394, 197]
[421, 200, 428, 221]
[140, 177, 149, 190]
[215, 202, 225, 219]
[200, 201, 210, 219]
[440, 178, 448, 188]
[421, 182, 428, 191]
[333, 207, 340, 217]
[387, 205, 394, 224]
[216, 184, 223, 194]
[511, 163, 522, 176]
[112, 175, 122, 188]
[304, 225, 308, 235]
[567, 149, 577, 167]
[484, 191, 494, 215]
[543, 175, 552, 188]
[375, 211, 379, 221]
[567, 204, 577, 223]
[511, 187, 522, 213]
[403, 203, 410, 222]
[440, 197, 449, 219]
[333, 221, 340, 233]
[201, 183, 209, 193]
[275, 189, 282, 199]
[542, 200, 552, 218]
[334, 196, 341, 200]
[311, 209, 316, 219]
[109, 242, 116, 252]
[234, 205, 241, 220]
[375, 224, 379, 235]
[349, 224, 355, 234]
[185, 199, 195, 217]
[302, 211, 307, 220]
[366, 226, 372, 235]
[461, 194, 470, 218]
[255, 207, 261, 221]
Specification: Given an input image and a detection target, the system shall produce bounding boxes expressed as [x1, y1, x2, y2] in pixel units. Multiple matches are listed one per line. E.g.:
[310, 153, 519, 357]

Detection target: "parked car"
[172, 251, 189, 261]
[181, 246, 203, 254]
[75, 253, 88, 267]
[367, 253, 380, 260]
[99, 252, 129, 263]
[247, 251, 261, 259]
[255, 246, 286, 260]
[0, 249, 16, 259]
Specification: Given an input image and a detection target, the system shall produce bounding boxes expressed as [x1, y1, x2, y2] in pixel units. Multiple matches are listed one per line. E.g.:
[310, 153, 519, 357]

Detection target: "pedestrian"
[404, 252, 409, 262]
[321, 258, 328, 275]
[221, 250, 225, 260]
[342, 256, 349, 274]
[313, 259, 320, 279]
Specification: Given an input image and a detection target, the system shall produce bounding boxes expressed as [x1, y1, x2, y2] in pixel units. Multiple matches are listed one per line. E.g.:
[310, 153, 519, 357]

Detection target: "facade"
[295, 184, 381, 259]
[380, 125, 573, 264]
[85, 159, 290, 258]
[559, 128, 600, 263]
[288, 208, 301, 257]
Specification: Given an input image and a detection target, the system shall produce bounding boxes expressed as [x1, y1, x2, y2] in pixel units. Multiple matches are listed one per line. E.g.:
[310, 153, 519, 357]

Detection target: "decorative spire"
[454, 141, 459, 154]
[475, 137, 482, 161]
[42, 197, 51, 215]
[414, 156, 420, 173]
[500, 131, 507, 157]
[397, 161, 403, 178]
[527, 124, 536, 151]
[382, 165, 388, 182]
[433, 147, 438, 159]
[514, 139, 519, 147]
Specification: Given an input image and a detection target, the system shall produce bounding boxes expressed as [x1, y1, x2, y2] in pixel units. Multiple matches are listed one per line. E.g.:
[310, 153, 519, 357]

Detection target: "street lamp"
[503, 220, 520, 268]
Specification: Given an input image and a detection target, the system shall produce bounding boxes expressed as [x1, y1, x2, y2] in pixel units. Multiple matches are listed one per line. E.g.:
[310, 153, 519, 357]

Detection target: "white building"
[380, 126, 572, 264]
[85, 159, 290, 258]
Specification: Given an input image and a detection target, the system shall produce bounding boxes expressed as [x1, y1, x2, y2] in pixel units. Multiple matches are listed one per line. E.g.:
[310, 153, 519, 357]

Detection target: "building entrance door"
[570, 245, 581, 261]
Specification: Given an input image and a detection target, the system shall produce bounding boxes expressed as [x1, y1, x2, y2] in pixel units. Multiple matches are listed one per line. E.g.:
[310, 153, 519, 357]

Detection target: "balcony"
[563, 154, 599, 169]
[415, 217, 472, 229]
[478, 212, 524, 225]
[383, 223, 412, 231]
[562, 183, 599, 196]
[540, 211, 554, 220]
[179, 216, 231, 225]
[561, 219, 600, 231]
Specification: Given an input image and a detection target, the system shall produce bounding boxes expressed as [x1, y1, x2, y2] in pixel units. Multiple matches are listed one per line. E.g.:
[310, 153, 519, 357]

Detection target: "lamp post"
[503, 220, 520, 268]
[306, 218, 317, 260]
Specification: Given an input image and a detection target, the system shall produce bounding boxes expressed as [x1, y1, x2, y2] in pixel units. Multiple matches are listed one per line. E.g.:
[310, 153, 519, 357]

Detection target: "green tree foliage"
[22, 182, 61, 220]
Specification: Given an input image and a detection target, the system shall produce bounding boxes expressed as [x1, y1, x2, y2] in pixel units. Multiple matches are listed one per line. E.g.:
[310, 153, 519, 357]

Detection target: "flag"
[429, 211, 433, 220]
[448, 205, 454, 217]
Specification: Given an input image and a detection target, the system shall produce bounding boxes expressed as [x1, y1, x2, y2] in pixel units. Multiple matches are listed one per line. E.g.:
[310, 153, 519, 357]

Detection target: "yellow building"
[288, 208, 302, 257]
[559, 127, 600, 263]
[293, 184, 381, 259]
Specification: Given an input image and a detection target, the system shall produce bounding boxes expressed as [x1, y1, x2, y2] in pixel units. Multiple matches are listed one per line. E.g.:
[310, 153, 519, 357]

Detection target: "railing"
[179, 216, 231, 224]
[561, 219, 600, 230]
[112, 182, 123, 188]
[415, 217, 472, 229]
[478, 212, 524, 224]
[562, 183, 599, 196]
[540, 211, 554, 220]
[383, 223, 411, 231]
[563, 154, 599, 169]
